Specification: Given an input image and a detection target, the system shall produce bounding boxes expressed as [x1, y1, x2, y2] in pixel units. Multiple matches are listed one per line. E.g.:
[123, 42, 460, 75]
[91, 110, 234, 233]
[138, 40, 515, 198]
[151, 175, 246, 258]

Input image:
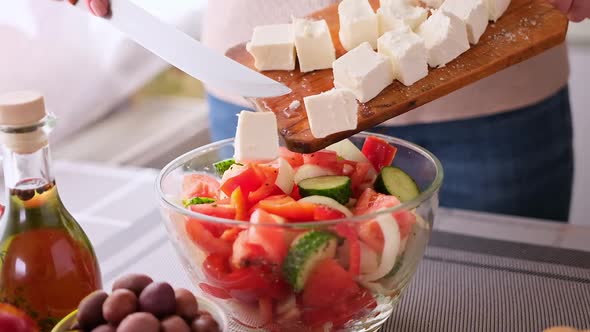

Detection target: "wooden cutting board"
[226, 0, 568, 153]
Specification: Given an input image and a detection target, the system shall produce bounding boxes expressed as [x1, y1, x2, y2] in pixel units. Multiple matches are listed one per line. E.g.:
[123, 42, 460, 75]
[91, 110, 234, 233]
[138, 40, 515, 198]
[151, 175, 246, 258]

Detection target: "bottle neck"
[2, 144, 54, 191]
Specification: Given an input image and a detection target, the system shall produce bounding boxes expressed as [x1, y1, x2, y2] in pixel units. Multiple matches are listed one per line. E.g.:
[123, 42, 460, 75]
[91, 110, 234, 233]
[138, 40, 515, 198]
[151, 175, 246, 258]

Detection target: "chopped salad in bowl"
[156, 132, 443, 331]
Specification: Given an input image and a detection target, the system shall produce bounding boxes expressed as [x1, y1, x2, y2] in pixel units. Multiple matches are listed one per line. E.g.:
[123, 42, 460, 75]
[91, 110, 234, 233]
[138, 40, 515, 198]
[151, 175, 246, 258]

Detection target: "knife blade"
[73, 0, 291, 98]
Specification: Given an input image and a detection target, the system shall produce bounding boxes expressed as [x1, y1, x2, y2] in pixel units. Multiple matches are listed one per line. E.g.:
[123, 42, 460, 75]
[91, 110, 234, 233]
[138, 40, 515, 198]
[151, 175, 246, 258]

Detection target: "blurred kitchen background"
[1, 1, 589, 225]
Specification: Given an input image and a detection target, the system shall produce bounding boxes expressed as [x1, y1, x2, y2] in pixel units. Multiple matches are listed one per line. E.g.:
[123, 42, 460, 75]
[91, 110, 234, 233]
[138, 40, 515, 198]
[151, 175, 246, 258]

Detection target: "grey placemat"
[383, 231, 590, 332]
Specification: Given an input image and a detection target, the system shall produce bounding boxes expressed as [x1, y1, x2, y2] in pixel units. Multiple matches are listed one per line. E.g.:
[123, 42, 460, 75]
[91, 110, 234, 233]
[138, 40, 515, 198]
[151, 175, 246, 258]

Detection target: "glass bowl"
[156, 132, 443, 331]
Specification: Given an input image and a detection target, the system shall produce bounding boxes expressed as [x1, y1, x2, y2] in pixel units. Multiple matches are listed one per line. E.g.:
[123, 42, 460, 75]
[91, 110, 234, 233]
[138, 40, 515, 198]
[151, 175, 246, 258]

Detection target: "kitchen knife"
[72, 0, 291, 98]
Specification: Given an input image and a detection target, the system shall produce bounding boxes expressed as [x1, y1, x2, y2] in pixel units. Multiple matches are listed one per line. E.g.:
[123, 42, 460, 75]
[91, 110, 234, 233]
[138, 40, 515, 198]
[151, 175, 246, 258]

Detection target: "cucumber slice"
[213, 159, 238, 176]
[374, 166, 420, 202]
[298, 176, 352, 205]
[183, 197, 216, 207]
[282, 231, 338, 292]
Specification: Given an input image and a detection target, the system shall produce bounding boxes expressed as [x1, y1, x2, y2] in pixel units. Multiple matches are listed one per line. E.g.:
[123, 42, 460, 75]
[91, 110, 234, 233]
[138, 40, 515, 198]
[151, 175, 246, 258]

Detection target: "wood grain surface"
[226, 0, 569, 153]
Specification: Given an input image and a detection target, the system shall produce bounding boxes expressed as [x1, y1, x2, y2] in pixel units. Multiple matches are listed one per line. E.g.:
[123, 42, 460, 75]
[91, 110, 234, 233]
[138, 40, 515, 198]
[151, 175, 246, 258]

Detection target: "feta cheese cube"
[246, 24, 295, 71]
[293, 18, 336, 72]
[377, 0, 428, 34]
[485, 0, 511, 22]
[378, 28, 428, 86]
[417, 10, 470, 68]
[333, 42, 394, 103]
[338, 0, 379, 51]
[441, 0, 489, 44]
[234, 111, 279, 162]
[303, 89, 358, 138]
[420, 0, 444, 9]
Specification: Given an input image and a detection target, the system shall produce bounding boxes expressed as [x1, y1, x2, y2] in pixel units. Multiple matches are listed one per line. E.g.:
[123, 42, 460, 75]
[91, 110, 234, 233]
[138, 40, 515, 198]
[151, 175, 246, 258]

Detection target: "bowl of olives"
[52, 274, 227, 332]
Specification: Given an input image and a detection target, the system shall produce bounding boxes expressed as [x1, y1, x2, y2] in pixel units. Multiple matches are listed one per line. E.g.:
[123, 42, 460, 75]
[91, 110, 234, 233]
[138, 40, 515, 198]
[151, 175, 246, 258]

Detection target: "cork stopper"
[0, 91, 47, 126]
[0, 90, 49, 154]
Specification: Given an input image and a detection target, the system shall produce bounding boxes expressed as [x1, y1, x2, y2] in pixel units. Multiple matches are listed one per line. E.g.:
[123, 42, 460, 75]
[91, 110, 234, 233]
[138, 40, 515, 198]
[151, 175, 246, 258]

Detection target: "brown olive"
[161, 315, 191, 332]
[112, 274, 153, 296]
[191, 314, 220, 332]
[138, 282, 176, 318]
[91, 324, 116, 332]
[174, 288, 199, 321]
[116, 312, 159, 332]
[102, 289, 138, 325]
[77, 290, 108, 330]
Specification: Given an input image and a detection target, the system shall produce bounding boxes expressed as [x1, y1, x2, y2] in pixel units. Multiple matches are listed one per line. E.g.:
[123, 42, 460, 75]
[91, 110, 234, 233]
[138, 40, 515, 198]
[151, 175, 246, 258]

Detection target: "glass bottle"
[0, 91, 102, 331]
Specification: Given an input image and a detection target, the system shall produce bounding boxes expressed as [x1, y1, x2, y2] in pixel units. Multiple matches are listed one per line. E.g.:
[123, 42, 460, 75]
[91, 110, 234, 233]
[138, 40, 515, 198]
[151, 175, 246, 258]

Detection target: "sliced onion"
[360, 212, 401, 282]
[359, 280, 399, 297]
[275, 158, 294, 194]
[220, 164, 247, 184]
[359, 242, 379, 275]
[298, 196, 353, 217]
[413, 210, 430, 230]
[293, 164, 335, 184]
[326, 139, 370, 164]
[276, 295, 297, 316]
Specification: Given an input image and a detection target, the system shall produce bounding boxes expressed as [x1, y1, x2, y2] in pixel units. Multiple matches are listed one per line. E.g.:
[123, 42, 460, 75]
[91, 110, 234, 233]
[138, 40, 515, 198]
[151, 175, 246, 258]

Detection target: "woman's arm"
[549, 0, 590, 22]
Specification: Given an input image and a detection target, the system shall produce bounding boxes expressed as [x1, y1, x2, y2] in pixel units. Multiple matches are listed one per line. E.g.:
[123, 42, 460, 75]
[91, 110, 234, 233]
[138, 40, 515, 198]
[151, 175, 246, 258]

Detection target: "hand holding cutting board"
[549, 0, 590, 21]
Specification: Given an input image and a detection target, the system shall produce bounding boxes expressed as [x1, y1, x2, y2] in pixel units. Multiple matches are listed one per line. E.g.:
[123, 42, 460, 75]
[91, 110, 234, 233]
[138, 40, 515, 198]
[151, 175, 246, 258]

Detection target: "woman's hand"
[549, 0, 590, 22]
[58, 0, 110, 17]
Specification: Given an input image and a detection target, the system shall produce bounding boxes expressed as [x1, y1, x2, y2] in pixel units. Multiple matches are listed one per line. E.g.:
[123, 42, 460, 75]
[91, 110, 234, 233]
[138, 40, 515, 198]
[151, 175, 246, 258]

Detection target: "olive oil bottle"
[0, 91, 102, 331]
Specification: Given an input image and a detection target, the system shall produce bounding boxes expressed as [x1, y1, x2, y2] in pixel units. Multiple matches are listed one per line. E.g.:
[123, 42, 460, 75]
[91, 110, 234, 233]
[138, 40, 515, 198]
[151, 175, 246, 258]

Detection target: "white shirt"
[0, 0, 204, 142]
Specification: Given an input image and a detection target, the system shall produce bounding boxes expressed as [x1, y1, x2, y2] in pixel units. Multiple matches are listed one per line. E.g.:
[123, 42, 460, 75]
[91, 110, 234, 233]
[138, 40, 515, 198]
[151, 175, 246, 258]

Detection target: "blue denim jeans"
[207, 87, 574, 222]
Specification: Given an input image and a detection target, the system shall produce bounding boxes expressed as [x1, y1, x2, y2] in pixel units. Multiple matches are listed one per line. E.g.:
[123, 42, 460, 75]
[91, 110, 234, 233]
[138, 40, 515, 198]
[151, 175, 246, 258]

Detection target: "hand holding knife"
[60, 0, 291, 99]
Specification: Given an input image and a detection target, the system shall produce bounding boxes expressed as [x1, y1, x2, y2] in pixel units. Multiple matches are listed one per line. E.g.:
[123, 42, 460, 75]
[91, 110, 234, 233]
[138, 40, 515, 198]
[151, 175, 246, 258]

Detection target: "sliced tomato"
[231, 231, 268, 268]
[303, 150, 343, 174]
[185, 219, 232, 256]
[289, 184, 301, 200]
[302, 289, 376, 328]
[199, 283, 231, 299]
[249, 209, 288, 264]
[358, 221, 384, 253]
[355, 188, 414, 251]
[334, 224, 361, 276]
[203, 254, 290, 302]
[220, 227, 241, 242]
[259, 297, 274, 326]
[252, 163, 279, 181]
[350, 162, 374, 197]
[354, 188, 401, 216]
[183, 174, 220, 199]
[355, 188, 399, 252]
[249, 195, 290, 216]
[187, 202, 235, 240]
[394, 209, 417, 239]
[220, 165, 263, 197]
[314, 206, 347, 221]
[258, 198, 316, 221]
[361, 136, 398, 171]
[249, 184, 283, 204]
[189, 203, 236, 220]
[230, 187, 248, 221]
[249, 164, 283, 203]
[279, 147, 304, 168]
[302, 259, 359, 309]
[264, 195, 296, 204]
